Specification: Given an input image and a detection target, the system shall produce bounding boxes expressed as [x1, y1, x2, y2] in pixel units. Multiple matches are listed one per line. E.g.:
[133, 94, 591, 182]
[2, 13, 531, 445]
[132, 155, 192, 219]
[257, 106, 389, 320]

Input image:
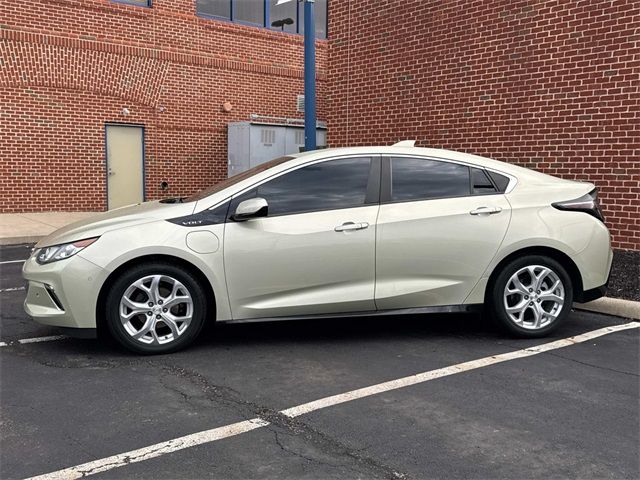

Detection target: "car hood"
[36, 200, 197, 248]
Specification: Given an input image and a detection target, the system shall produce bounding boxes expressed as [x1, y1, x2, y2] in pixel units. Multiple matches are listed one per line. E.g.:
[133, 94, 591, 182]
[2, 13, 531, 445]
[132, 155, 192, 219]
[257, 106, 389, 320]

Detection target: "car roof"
[291, 146, 518, 173]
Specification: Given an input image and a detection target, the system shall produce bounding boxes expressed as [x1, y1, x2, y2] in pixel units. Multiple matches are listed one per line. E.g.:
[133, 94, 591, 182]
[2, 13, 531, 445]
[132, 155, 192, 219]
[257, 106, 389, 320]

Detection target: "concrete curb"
[575, 297, 640, 320]
[0, 236, 44, 246]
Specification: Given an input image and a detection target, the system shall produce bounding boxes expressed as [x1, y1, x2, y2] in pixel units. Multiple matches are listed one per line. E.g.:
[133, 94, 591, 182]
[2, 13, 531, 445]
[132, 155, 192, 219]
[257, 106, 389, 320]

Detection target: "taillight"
[552, 188, 604, 222]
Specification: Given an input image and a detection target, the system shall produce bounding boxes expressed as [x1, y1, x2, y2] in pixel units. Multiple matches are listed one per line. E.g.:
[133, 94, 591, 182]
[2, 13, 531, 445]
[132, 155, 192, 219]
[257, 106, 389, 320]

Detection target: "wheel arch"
[95, 254, 217, 335]
[484, 246, 584, 305]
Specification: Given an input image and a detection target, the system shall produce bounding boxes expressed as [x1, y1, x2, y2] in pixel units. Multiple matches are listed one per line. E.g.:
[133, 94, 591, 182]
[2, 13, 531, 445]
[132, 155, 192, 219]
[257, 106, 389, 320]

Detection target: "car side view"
[23, 143, 612, 354]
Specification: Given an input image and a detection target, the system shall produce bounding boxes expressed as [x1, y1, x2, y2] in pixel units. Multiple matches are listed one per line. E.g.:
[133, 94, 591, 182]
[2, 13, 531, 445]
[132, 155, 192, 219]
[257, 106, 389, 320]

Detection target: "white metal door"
[106, 125, 144, 210]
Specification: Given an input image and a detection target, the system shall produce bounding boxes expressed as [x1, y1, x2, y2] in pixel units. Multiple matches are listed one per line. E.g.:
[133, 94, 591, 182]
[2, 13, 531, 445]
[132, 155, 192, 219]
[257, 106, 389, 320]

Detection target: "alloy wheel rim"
[119, 274, 193, 345]
[503, 265, 565, 330]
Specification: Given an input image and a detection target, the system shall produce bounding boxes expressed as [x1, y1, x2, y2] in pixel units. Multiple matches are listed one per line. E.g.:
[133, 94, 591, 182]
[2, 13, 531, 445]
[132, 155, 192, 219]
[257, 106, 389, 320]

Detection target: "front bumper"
[22, 253, 108, 329]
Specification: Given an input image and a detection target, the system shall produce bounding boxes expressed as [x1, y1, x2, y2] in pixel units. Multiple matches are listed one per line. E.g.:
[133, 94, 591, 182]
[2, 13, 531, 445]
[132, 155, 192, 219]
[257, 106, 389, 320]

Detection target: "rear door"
[375, 156, 511, 310]
[224, 156, 381, 320]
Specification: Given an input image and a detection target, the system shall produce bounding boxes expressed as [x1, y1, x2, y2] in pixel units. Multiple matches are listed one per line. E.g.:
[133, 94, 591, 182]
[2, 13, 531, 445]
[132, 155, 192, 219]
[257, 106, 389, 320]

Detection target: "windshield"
[184, 156, 294, 202]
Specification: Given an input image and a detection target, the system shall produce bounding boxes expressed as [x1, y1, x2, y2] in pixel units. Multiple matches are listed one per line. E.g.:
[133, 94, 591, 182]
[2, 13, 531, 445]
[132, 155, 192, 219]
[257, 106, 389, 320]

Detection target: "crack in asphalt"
[7, 348, 409, 479]
[543, 350, 639, 377]
[501, 339, 639, 377]
[154, 360, 409, 479]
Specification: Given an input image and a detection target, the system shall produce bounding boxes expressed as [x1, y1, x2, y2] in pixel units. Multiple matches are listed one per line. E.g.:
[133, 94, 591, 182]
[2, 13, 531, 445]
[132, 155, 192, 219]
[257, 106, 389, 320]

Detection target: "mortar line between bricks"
[24, 321, 639, 480]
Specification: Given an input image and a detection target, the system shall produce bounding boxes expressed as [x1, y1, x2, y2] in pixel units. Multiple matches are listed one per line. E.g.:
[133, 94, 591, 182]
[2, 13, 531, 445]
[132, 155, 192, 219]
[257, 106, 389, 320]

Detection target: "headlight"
[35, 237, 99, 265]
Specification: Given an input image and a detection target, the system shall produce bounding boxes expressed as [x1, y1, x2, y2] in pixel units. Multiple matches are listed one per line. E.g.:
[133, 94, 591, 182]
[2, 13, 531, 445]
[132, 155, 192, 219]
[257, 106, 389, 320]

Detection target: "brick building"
[1, 0, 638, 251]
[1, 0, 327, 211]
[326, 0, 638, 250]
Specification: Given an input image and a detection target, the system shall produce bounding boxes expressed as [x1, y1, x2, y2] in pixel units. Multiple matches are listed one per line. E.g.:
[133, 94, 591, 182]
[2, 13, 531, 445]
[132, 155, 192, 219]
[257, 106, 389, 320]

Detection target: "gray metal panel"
[285, 126, 327, 154]
[228, 122, 328, 176]
[228, 123, 250, 177]
[248, 125, 286, 169]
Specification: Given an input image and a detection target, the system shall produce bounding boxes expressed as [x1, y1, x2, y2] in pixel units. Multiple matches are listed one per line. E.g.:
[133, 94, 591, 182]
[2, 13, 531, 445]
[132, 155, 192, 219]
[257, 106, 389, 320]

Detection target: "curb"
[575, 297, 640, 320]
[0, 236, 44, 246]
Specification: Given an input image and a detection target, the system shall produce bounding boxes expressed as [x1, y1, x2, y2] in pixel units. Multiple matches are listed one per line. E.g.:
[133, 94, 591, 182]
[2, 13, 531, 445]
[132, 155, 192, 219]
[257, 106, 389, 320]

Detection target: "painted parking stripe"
[0, 335, 67, 347]
[0, 259, 26, 265]
[0, 286, 26, 293]
[26, 321, 639, 480]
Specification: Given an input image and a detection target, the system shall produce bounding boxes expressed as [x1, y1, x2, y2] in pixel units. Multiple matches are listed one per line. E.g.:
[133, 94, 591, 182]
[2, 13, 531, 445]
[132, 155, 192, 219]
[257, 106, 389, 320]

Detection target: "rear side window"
[471, 168, 498, 195]
[230, 157, 374, 217]
[390, 157, 470, 202]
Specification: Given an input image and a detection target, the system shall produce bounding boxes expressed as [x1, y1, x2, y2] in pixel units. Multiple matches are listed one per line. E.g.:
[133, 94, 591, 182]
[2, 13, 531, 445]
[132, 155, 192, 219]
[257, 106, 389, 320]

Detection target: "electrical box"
[228, 122, 327, 177]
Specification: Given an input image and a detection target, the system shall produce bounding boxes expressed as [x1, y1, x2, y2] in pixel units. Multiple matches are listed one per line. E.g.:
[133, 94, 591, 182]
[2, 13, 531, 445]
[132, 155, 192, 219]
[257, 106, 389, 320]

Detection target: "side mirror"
[233, 197, 268, 222]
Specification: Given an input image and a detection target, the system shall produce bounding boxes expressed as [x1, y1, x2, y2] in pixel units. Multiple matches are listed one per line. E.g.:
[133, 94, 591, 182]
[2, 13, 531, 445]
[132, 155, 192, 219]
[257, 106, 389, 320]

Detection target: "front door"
[106, 125, 144, 210]
[224, 156, 380, 320]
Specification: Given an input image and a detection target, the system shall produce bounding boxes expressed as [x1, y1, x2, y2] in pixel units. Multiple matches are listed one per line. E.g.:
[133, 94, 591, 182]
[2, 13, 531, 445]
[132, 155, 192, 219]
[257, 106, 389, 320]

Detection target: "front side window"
[390, 157, 470, 202]
[232, 157, 373, 217]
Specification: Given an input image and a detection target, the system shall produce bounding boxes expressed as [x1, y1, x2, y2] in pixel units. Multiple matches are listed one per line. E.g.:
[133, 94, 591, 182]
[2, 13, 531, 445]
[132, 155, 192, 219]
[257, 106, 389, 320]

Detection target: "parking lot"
[1, 243, 638, 480]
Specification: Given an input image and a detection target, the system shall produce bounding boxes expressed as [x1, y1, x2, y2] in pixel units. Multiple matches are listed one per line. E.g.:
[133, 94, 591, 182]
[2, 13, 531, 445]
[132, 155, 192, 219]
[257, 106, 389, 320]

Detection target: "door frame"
[104, 123, 146, 209]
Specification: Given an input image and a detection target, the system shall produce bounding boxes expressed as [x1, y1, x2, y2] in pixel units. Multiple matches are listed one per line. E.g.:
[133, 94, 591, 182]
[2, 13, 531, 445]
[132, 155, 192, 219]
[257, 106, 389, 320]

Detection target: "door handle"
[470, 206, 502, 215]
[334, 222, 369, 232]
[108, 168, 116, 177]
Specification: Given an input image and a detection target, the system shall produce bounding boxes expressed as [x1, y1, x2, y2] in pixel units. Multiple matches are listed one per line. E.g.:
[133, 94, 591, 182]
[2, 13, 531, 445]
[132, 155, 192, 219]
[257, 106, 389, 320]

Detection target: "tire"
[489, 255, 573, 337]
[105, 262, 207, 354]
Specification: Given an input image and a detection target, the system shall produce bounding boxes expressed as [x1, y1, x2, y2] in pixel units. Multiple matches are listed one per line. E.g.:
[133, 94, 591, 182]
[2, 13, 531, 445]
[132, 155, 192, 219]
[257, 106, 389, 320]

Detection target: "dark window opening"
[390, 157, 470, 202]
[230, 157, 373, 218]
[486, 170, 511, 193]
[471, 168, 498, 195]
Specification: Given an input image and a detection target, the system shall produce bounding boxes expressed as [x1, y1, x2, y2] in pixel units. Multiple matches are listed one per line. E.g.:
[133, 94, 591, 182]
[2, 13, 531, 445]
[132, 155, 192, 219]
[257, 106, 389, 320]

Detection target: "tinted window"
[487, 170, 511, 193]
[197, 0, 231, 18]
[232, 157, 372, 217]
[390, 157, 470, 202]
[471, 168, 497, 194]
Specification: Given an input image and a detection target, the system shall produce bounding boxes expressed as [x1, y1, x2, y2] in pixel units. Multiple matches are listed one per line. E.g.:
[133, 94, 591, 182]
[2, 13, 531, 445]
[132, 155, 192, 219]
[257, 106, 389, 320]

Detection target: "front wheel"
[490, 255, 573, 337]
[105, 262, 207, 354]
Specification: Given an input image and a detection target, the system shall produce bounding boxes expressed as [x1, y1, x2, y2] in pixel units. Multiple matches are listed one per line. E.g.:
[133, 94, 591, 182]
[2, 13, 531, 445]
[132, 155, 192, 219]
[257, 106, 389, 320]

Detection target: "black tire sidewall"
[491, 255, 573, 337]
[105, 262, 207, 354]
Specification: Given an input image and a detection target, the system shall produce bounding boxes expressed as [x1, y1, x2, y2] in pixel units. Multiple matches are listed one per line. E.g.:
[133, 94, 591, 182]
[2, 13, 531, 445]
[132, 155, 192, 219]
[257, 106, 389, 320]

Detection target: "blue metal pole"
[303, 0, 317, 151]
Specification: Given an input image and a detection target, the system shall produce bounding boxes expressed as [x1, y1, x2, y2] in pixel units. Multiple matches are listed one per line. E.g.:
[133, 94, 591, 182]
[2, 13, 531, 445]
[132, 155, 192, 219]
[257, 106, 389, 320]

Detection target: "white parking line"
[0, 259, 26, 265]
[0, 286, 26, 293]
[26, 321, 640, 480]
[0, 335, 67, 348]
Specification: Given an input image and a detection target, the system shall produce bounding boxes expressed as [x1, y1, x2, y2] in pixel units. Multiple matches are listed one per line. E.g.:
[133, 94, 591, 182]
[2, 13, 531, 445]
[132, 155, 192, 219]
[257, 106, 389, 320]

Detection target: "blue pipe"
[303, 0, 317, 151]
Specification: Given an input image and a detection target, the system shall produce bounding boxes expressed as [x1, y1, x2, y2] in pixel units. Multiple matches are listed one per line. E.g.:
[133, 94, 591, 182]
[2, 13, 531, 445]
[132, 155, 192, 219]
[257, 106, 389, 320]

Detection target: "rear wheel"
[105, 262, 207, 354]
[490, 255, 573, 337]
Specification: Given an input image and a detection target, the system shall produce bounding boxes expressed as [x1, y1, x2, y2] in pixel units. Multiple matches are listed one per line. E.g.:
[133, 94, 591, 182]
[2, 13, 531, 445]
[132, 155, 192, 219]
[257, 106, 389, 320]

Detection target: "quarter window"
[390, 157, 470, 202]
[231, 157, 373, 217]
[471, 168, 498, 195]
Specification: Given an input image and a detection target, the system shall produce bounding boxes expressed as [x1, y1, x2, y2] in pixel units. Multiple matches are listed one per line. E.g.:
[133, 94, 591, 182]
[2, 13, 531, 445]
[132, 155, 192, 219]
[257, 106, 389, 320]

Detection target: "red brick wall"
[326, 0, 639, 250]
[0, 0, 327, 212]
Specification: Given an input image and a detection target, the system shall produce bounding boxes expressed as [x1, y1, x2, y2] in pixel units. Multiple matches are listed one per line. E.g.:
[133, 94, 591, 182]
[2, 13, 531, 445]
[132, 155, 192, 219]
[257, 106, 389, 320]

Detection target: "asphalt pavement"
[1, 244, 638, 479]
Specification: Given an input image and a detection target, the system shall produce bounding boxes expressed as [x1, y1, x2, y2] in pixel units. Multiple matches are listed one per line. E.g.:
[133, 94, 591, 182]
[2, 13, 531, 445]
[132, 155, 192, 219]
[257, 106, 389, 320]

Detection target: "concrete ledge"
[575, 297, 640, 320]
[0, 235, 44, 246]
[0, 212, 98, 246]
